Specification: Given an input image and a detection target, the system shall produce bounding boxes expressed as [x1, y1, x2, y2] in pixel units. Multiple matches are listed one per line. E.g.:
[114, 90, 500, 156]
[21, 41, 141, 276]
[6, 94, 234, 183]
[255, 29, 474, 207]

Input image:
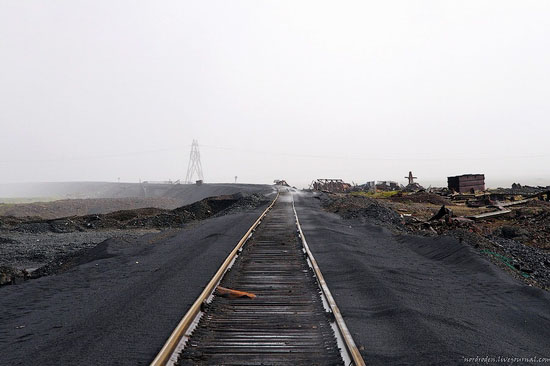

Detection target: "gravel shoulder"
[0, 204, 271, 366]
[322, 192, 550, 291]
[0, 193, 271, 286]
[294, 191, 550, 365]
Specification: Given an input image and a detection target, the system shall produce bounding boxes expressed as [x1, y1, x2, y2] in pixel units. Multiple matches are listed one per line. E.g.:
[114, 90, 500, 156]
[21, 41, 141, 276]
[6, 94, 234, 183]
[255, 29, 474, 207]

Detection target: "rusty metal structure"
[311, 179, 351, 193]
[448, 174, 485, 193]
[185, 140, 204, 184]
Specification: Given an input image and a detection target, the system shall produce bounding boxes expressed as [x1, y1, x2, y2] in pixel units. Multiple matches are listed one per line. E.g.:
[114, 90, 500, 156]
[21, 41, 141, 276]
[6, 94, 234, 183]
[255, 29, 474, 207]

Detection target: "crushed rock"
[321, 192, 550, 291]
[0, 193, 270, 286]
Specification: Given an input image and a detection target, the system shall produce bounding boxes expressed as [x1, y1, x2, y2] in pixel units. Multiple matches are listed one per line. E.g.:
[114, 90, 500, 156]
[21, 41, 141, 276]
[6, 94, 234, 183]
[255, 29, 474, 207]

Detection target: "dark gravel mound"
[0, 208, 269, 366]
[320, 193, 403, 226]
[0, 182, 271, 202]
[488, 236, 550, 289]
[0, 197, 182, 219]
[0, 193, 272, 286]
[0, 236, 18, 244]
[294, 192, 550, 364]
[319, 192, 550, 291]
[0, 266, 29, 285]
[1, 194, 269, 233]
[389, 192, 452, 205]
[30, 239, 114, 279]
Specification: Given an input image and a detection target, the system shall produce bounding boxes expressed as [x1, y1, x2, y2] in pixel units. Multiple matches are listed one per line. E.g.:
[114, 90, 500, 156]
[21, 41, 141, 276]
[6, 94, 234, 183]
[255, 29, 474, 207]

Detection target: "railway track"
[152, 190, 365, 366]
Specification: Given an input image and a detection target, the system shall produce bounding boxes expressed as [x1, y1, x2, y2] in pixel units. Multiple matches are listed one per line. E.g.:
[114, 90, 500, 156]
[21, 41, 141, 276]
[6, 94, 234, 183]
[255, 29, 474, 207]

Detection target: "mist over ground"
[1, 1, 549, 188]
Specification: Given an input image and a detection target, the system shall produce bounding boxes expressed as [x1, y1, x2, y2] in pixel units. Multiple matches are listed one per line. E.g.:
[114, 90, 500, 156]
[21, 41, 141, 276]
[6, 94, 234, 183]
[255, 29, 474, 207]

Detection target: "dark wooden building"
[447, 174, 485, 193]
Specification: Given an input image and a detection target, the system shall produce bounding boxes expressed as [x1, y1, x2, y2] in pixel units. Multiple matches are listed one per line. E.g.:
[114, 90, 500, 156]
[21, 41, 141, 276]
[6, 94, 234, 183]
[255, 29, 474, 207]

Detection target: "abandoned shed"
[448, 174, 485, 193]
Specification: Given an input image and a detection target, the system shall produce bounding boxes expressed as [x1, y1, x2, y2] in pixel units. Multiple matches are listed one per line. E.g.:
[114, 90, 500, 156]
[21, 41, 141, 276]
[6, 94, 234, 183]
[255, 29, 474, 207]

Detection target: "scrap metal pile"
[311, 179, 351, 193]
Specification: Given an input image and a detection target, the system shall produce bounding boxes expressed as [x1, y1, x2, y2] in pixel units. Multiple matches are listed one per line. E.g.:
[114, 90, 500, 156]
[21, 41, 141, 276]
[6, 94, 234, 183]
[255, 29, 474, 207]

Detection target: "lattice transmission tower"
[185, 140, 204, 184]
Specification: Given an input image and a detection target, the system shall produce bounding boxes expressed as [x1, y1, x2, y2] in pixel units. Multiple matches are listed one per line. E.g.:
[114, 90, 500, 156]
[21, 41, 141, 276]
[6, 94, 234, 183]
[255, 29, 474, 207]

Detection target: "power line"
[0, 147, 183, 163]
[198, 144, 550, 162]
[1, 144, 549, 164]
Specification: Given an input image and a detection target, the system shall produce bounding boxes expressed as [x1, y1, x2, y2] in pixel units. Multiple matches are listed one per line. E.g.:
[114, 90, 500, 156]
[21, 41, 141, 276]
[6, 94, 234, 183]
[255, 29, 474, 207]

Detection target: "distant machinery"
[185, 140, 204, 184]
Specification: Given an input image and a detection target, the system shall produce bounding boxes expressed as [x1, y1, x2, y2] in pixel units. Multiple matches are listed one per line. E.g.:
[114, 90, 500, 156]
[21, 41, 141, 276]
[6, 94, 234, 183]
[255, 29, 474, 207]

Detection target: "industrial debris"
[320, 187, 550, 290]
[273, 180, 290, 187]
[402, 171, 424, 192]
[216, 286, 257, 299]
[311, 179, 351, 193]
[353, 181, 402, 192]
[429, 205, 453, 222]
[376, 181, 401, 191]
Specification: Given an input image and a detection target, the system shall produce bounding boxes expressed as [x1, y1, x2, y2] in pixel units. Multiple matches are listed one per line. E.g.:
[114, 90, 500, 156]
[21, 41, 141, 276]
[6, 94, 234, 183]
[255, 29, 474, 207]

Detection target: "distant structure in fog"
[448, 174, 485, 193]
[185, 139, 204, 184]
[311, 179, 351, 193]
[405, 171, 417, 185]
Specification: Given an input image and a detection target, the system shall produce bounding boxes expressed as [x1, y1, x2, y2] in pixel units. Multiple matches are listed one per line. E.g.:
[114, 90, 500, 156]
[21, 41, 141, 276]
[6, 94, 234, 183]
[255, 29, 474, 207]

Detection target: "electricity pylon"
[185, 140, 204, 184]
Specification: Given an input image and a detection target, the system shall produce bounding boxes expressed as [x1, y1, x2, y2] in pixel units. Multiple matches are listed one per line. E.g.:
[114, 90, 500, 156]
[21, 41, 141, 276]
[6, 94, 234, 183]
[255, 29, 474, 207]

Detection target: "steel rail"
[150, 191, 280, 366]
[292, 196, 366, 366]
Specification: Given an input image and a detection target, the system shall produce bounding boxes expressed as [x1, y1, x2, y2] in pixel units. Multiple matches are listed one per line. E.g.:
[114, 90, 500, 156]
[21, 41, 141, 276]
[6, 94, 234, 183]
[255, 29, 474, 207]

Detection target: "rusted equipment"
[429, 205, 453, 221]
[215, 286, 256, 299]
[448, 174, 485, 193]
[311, 179, 351, 193]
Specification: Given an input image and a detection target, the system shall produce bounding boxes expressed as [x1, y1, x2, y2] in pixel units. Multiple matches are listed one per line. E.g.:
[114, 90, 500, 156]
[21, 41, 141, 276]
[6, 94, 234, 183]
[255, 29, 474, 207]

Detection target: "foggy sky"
[1, 1, 550, 189]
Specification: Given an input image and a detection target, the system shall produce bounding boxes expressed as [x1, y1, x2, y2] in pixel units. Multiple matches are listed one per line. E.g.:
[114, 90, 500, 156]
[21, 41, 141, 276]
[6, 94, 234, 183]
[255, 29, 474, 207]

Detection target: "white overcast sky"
[1, 1, 549, 188]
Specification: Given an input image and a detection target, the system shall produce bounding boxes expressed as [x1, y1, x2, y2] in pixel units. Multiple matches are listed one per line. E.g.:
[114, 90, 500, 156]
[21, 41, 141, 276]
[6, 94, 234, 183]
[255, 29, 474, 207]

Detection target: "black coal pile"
[30, 239, 114, 279]
[221, 194, 271, 214]
[489, 236, 550, 290]
[0, 193, 271, 286]
[492, 184, 550, 196]
[0, 236, 18, 244]
[321, 192, 550, 291]
[0, 266, 29, 286]
[321, 194, 403, 227]
[0, 194, 269, 233]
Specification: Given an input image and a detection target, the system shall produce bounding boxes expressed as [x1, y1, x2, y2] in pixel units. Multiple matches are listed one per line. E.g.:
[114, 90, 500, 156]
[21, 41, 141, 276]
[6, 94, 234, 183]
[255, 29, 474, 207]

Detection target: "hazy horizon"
[2, 1, 549, 189]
